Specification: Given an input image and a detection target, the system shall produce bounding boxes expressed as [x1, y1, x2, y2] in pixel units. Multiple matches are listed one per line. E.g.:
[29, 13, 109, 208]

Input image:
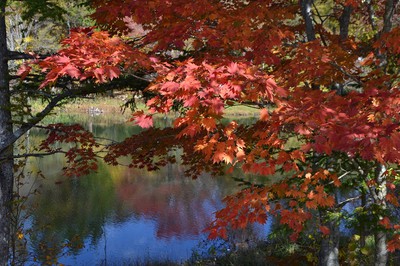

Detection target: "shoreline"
[32, 96, 261, 118]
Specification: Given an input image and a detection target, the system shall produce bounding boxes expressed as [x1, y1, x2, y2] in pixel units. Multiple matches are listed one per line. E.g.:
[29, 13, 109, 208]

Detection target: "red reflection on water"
[115, 165, 223, 238]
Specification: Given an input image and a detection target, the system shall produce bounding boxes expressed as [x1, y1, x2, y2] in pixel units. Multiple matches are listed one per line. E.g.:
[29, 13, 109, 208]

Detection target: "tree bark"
[371, 3, 398, 262]
[0, 2, 14, 265]
[375, 230, 387, 266]
[374, 164, 388, 266]
[318, 210, 340, 266]
[359, 191, 367, 266]
[339, 6, 352, 40]
[382, 0, 398, 34]
[300, 0, 316, 42]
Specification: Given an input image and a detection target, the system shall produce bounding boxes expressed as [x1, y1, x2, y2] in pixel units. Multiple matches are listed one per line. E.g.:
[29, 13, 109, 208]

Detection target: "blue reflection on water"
[22, 173, 214, 264]
[56, 213, 271, 265]
[59, 217, 202, 265]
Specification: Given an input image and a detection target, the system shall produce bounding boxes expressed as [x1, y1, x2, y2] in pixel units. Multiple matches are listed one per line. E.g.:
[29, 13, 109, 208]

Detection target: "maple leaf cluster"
[132, 60, 284, 135]
[19, 28, 150, 88]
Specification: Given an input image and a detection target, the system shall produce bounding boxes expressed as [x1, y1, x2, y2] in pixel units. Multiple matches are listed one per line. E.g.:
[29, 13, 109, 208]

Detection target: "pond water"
[15, 113, 271, 265]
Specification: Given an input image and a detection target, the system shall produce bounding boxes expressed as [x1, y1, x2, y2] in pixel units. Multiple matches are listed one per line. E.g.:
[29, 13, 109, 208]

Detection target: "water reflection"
[16, 114, 268, 265]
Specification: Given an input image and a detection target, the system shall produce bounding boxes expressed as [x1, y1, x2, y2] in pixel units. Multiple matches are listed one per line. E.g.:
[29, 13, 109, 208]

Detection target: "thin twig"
[338, 195, 361, 208]
[328, 171, 351, 185]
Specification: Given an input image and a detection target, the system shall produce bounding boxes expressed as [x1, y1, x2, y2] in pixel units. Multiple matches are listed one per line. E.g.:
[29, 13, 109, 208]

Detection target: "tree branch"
[367, 0, 378, 34]
[0, 75, 150, 157]
[328, 61, 363, 86]
[311, 2, 328, 46]
[328, 171, 351, 185]
[5, 50, 50, 61]
[0, 150, 65, 160]
[338, 195, 361, 208]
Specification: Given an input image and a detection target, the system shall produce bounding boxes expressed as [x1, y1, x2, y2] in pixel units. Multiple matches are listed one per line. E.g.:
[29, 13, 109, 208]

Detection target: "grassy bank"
[31, 95, 135, 117]
[30, 95, 260, 118]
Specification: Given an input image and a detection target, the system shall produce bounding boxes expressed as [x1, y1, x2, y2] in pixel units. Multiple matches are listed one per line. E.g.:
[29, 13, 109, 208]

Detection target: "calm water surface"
[16, 114, 270, 265]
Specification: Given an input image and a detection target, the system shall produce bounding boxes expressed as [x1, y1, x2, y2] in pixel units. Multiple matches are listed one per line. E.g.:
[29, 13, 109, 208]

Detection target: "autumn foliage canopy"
[20, 0, 400, 257]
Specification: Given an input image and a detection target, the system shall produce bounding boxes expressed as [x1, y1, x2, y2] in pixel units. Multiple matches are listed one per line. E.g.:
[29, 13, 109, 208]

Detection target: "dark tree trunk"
[0, 2, 13, 265]
[318, 210, 340, 266]
[300, 0, 316, 42]
[375, 0, 399, 69]
[339, 6, 352, 40]
[382, 0, 398, 34]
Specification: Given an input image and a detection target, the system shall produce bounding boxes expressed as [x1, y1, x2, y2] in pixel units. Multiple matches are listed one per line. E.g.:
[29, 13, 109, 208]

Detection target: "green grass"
[30, 95, 260, 119]
[223, 104, 260, 117]
[31, 96, 140, 115]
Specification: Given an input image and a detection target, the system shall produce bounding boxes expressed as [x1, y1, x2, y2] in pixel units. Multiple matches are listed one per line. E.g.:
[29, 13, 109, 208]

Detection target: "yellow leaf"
[367, 113, 375, 122]
[17, 232, 24, 240]
[360, 247, 369, 255]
